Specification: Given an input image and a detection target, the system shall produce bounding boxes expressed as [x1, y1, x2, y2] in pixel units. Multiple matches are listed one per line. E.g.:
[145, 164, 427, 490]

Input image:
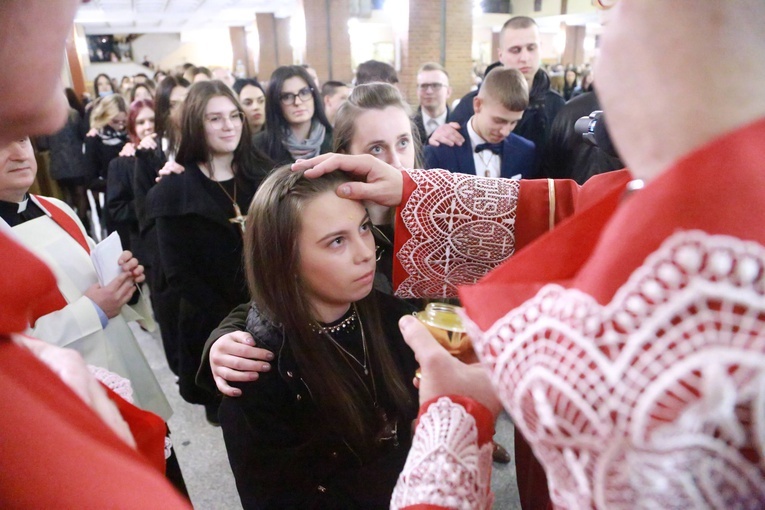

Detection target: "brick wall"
[400, 0, 473, 106]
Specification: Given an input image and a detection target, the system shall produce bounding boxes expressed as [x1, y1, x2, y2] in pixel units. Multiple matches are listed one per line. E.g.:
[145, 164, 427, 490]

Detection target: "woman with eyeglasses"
[254, 65, 333, 166]
[145, 80, 272, 424]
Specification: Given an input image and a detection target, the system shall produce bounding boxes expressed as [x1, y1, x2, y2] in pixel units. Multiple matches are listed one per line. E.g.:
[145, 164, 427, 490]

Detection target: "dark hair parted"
[478, 67, 529, 112]
[232, 78, 264, 97]
[176, 80, 272, 182]
[129, 82, 155, 103]
[261, 65, 331, 159]
[154, 75, 190, 153]
[332, 82, 423, 168]
[244, 165, 414, 454]
[93, 73, 115, 97]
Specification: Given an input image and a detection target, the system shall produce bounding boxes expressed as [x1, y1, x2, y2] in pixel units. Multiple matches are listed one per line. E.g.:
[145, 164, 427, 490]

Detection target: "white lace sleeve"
[396, 170, 520, 298]
[88, 364, 134, 403]
[467, 231, 765, 508]
[390, 397, 494, 510]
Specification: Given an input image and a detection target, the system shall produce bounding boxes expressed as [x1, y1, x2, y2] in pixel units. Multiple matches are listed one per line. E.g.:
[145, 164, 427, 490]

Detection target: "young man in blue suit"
[424, 67, 537, 179]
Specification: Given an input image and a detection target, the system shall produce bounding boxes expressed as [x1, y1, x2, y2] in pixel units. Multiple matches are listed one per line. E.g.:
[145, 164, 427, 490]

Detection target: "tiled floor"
[133, 323, 521, 509]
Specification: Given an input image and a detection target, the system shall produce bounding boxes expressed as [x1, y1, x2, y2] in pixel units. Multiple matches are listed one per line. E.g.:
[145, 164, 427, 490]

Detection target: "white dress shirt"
[422, 109, 448, 136]
[467, 117, 501, 178]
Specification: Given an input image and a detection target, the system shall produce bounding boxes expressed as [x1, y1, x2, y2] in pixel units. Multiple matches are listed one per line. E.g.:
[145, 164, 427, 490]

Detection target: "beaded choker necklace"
[311, 306, 358, 335]
[318, 305, 368, 375]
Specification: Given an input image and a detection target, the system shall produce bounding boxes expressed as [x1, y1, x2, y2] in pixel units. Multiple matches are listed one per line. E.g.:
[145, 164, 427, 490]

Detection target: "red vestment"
[0, 232, 189, 508]
[391, 118, 765, 509]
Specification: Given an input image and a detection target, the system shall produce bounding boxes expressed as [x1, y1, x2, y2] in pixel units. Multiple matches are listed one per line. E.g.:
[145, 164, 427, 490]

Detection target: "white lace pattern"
[465, 231, 765, 509]
[88, 364, 135, 403]
[391, 397, 494, 510]
[397, 170, 520, 298]
[88, 364, 173, 460]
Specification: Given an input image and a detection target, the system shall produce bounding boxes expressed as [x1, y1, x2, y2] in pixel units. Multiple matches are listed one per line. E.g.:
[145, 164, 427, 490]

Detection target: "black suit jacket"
[412, 106, 451, 147]
[423, 122, 537, 179]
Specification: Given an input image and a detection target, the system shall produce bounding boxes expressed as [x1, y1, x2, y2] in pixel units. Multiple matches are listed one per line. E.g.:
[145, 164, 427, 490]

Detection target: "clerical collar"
[0, 194, 45, 227]
[17, 195, 29, 213]
[0, 194, 29, 214]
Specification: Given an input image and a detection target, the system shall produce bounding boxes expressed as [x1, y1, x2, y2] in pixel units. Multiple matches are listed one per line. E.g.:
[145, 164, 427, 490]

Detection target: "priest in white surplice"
[0, 136, 171, 420]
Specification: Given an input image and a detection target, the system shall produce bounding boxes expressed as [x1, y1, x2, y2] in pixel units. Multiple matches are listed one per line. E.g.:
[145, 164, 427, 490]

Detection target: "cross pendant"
[229, 202, 246, 234]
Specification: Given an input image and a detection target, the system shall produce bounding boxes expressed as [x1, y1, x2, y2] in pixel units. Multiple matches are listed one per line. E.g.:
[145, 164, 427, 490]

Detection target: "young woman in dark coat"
[217, 166, 418, 509]
[253, 65, 333, 166]
[105, 98, 155, 251]
[146, 80, 271, 422]
[132, 76, 189, 376]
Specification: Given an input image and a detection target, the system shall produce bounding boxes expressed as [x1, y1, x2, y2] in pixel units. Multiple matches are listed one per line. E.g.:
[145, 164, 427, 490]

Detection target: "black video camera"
[574, 110, 619, 159]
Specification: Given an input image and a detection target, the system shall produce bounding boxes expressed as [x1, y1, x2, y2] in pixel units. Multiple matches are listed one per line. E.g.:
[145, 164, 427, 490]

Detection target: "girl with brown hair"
[145, 80, 271, 423]
[198, 82, 420, 395]
[218, 165, 418, 508]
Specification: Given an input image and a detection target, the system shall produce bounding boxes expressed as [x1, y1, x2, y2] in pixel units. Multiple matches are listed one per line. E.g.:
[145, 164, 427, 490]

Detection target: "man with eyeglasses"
[413, 63, 453, 145]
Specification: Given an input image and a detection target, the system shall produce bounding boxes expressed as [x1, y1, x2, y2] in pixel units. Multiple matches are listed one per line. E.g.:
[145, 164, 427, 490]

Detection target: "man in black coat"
[542, 89, 624, 184]
[433, 16, 565, 174]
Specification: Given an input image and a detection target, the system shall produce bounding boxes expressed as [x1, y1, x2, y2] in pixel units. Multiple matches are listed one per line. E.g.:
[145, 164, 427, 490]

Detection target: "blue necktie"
[474, 142, 503, 155]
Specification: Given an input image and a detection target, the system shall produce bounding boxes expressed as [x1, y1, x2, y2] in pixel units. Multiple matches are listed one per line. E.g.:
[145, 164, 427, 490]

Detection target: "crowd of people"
[3, 0, 765, 509]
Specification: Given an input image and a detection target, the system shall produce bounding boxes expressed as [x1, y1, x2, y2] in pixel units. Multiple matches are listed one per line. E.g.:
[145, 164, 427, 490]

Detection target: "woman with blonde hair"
[85, 93, 128, 191]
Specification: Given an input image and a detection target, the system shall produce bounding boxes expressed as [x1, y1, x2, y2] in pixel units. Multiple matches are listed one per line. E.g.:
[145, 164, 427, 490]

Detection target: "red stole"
[33, 195, 90, 254]
[22, 196, 91, 325]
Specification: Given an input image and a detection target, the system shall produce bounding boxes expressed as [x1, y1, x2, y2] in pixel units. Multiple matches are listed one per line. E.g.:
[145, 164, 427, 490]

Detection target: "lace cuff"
[391, 396, 494, 510]
[394, 170, 520, 298]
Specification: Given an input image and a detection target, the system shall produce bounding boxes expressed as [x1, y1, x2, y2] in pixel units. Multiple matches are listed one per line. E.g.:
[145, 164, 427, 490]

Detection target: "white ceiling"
[76, 0, 299, 34]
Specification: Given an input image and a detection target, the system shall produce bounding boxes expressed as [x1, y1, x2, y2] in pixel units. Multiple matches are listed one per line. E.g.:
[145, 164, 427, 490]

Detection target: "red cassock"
[391, 118, 765, 509]
[0, 232, 189, 508]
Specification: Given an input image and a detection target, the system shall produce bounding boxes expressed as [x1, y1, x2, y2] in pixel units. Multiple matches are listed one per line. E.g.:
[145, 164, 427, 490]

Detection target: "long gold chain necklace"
[320, 304, 369, 376]
[205, 160, 246, 234]
[319, 306, 400, 446]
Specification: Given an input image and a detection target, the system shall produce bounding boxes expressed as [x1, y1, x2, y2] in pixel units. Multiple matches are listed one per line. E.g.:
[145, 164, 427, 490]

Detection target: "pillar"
[256, 13, 293, 81]
[304, 0, 353, 83]
[65, 26, 86, 97]
[562, 24, 586, 67]
[491, 30, 501, 64]
[230, 26, 256, 78]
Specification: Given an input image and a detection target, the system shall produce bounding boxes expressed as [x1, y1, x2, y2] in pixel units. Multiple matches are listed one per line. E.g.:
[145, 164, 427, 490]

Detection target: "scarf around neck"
[282, 119, 326, 161]
[98, 124, 129, 146]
